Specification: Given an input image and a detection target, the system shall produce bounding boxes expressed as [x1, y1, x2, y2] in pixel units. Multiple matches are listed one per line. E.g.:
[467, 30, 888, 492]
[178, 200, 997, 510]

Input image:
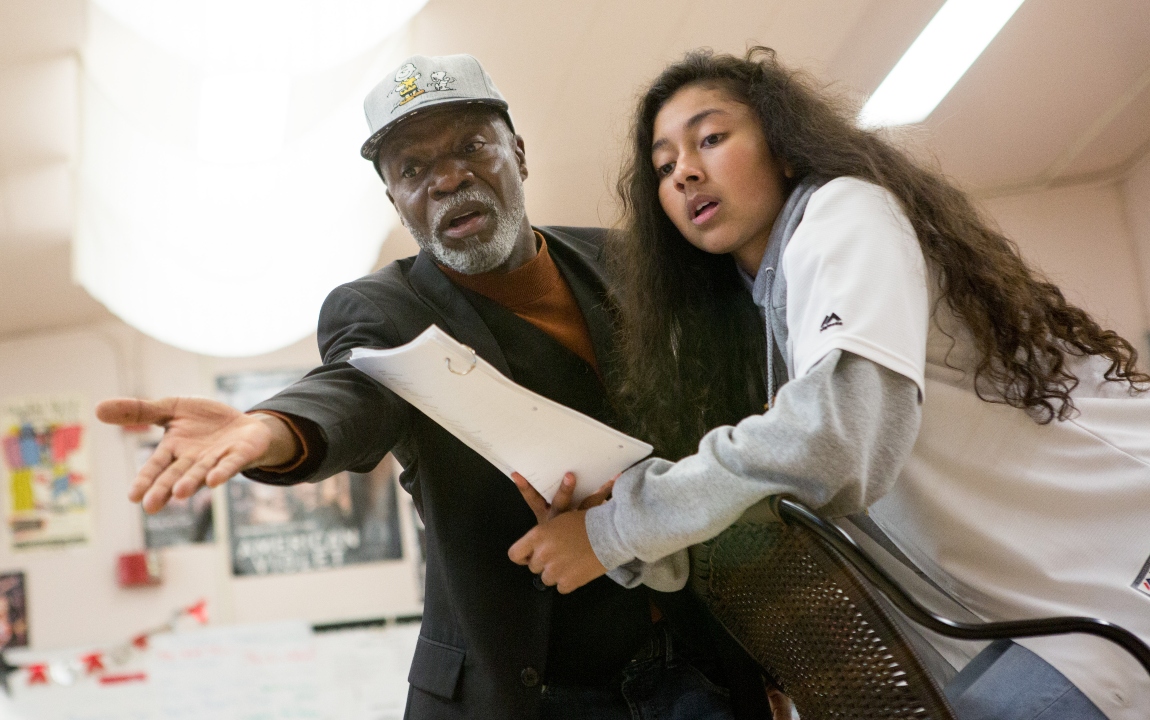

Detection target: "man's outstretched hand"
[96, 398, 298, 513]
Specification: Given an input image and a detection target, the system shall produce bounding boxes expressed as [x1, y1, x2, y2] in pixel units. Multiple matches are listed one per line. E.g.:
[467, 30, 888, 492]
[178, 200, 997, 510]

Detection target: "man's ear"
[384, 189, 406, 226]
[515, 134, 528, 181]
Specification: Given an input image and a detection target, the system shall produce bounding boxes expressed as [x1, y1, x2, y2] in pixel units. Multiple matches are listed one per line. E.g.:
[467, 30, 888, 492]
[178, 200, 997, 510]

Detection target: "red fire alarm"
[117, 551, 161, 587]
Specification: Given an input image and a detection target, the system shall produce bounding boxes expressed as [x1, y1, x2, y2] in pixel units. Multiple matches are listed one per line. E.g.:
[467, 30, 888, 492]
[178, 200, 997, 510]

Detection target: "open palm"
[97, 397, 276, 513]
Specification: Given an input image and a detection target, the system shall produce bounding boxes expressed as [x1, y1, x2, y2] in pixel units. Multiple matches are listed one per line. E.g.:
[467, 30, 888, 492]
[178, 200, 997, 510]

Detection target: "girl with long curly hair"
[511, 48, 1150, 720]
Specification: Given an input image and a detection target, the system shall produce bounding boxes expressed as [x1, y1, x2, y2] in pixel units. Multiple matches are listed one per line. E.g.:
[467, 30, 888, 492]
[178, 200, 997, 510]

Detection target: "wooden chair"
[689, 496, 1150, 720]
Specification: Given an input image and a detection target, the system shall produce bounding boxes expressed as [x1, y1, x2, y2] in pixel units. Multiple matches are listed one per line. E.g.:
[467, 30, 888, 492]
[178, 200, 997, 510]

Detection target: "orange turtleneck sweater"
[438, 232, 598, 372]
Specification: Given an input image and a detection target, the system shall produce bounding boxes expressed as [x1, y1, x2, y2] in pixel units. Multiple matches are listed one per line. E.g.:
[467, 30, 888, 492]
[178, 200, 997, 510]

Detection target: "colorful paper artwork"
[1, 396, 93, 550]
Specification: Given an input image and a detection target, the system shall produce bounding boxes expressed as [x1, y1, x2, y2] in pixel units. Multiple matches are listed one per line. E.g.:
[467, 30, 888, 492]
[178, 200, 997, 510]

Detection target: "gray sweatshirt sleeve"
[586, 349, 921, 590]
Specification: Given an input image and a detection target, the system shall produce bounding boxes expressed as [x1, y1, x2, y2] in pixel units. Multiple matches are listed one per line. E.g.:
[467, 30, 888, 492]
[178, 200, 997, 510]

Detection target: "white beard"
[409, 184, 526, 274]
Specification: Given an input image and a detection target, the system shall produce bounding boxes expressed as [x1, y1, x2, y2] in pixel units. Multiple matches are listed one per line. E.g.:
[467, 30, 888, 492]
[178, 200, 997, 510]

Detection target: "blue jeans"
[539, 624, 735, 720]
[946, 640, 1107, 720]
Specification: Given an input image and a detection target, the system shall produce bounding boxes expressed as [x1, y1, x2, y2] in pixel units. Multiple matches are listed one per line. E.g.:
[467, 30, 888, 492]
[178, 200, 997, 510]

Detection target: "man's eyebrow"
[382, 143, 424, 166]
[650, 108, 728, 156]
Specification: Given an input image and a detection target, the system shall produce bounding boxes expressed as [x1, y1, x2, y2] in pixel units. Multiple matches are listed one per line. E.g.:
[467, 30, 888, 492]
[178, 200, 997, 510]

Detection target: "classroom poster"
[137, 439, 215, 549]
[0, 395, 93, 550]
[217, 371, 404, 576]
[0, 571, 28, 650]
[227, 467, 403, 576]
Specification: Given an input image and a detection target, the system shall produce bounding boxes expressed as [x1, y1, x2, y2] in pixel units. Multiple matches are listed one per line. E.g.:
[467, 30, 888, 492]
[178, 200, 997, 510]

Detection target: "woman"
[510, 48, 1150, 720]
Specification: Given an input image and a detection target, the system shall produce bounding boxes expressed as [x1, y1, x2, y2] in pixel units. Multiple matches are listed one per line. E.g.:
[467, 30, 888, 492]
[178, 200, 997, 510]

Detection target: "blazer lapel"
[543, 228, 616, 380]
[407, 250, 512, 377]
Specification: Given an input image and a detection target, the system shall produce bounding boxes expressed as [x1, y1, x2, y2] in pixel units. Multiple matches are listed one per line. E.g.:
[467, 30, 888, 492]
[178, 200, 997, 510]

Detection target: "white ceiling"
[2, 0, 1149, 343]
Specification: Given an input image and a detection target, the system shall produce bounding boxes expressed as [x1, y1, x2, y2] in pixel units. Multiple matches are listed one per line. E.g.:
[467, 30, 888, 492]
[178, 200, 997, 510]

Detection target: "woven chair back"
[690, 519, 957, 720]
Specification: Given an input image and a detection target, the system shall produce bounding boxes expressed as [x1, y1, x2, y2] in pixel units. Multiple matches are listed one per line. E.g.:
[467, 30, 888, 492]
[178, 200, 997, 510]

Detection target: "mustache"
[431, 188, 499, 232]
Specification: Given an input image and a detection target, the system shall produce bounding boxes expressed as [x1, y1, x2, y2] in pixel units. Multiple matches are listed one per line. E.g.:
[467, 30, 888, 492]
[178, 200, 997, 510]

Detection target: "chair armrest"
[770, 496, 1150, 679]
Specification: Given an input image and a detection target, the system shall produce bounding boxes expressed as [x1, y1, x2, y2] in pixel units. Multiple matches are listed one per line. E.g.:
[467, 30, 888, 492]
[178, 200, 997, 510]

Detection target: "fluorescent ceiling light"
[858, 0, 1026, 128]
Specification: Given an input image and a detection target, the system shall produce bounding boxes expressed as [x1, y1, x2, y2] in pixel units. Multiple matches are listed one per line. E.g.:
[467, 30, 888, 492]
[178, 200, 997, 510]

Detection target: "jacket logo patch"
[819, 313, 843, 332]
[1135, 556, 1150, 599]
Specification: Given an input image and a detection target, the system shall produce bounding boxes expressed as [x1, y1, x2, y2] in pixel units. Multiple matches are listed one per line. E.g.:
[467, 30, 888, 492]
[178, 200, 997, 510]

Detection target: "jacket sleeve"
[245, 283, 413, 484]
[585, 349, 921, 590]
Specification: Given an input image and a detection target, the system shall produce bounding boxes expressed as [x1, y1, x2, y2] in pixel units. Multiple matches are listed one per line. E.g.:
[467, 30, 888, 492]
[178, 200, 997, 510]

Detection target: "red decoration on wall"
[26, 664, 48, 685]
[117, 552, 161, 587]
[100, 672, 147, 685]
[81, 652, 105, 674]
[10, 599, 207, 686]
[186, 599, 208, 624]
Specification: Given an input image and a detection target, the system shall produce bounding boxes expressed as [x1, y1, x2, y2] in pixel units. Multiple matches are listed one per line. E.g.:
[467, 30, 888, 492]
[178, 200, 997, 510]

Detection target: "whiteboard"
[4, 621, 419, 720]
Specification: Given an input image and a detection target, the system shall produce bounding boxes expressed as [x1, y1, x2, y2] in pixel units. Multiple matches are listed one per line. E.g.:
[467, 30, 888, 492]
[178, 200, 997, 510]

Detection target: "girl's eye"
[655, 162, 674, 178]
[702, 133, 723, 147]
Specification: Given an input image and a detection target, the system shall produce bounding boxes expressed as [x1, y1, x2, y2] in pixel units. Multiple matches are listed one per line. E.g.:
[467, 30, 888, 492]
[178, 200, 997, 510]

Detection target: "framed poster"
[1, 396, 93, 550]
[137, 438, 215, 549]
[217, 371, 404, 577]
[0, 571, 28, 650]
[227, 465, 402, 576]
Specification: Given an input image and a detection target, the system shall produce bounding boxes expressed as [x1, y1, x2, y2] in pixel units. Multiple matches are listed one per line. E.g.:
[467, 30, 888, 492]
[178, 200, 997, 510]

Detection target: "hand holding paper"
[511, 472, 616, 524]
[349, 325, 652, 505]
[508, 511, 608, 594]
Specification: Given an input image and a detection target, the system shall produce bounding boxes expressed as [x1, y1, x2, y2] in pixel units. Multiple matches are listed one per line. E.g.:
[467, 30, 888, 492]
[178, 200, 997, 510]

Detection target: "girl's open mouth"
[693, 200, 719, 225]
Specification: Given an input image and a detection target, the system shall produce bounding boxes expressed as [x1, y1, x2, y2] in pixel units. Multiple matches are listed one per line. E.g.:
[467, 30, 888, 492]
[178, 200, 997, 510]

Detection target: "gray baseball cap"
[360, 53, 513, 163]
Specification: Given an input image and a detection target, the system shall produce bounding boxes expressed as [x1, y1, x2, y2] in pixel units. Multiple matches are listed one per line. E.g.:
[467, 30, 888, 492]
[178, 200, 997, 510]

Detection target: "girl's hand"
[510, 472, 616, 525]
[507, 511, 607, 594]
[511, 472, 575, 524]
[578, 478, 615, 510]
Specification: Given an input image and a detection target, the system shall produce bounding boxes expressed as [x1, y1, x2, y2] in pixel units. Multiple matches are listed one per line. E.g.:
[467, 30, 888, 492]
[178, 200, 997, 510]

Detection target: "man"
[98, 55, 765, 719]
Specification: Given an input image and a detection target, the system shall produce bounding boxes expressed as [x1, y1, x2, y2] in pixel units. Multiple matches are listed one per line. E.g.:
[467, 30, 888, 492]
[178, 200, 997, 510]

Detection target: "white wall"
[0, 321, 422, 653]
[1120, 154, 1150, 357]
[981, 180, 1150, 358]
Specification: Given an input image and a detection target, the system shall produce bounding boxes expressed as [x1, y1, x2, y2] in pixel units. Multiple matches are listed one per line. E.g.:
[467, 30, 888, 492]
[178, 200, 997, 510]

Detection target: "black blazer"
[251, 227, 657, 719]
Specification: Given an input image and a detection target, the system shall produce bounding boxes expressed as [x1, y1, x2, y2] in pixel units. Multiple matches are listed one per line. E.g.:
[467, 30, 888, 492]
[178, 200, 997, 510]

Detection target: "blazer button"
[520, 666, 540, 688]
[532, 574, 550, 592]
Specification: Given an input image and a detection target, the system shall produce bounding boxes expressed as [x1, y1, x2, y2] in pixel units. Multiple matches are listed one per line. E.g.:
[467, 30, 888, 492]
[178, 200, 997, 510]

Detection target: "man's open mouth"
[449, 211, 483, 229]
[440, 207, 491, 239]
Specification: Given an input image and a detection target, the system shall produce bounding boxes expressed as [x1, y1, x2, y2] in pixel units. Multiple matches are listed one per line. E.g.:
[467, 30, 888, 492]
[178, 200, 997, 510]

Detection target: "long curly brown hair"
[610, 47, 1148, 460]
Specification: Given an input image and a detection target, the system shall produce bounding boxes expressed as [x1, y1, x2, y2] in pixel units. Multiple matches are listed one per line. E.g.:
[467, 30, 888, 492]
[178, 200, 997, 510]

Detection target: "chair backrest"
[690, 518, 957, 720]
